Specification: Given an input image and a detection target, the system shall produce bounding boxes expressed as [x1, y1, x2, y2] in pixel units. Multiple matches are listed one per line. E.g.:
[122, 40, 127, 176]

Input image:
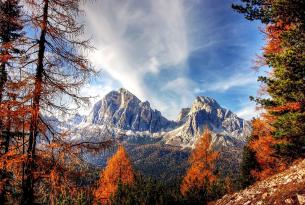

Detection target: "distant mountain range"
[60, 88, 252, 181]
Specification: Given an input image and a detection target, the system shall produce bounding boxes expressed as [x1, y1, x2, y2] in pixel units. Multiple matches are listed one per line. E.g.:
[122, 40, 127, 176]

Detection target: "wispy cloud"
[85, 0, 190, 103]
[82, 0, 263, 120]
[196, 74, 257, 93]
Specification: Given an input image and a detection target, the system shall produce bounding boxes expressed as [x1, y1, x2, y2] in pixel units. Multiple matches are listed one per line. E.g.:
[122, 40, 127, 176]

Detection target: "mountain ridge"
[69, 88, 251, 149]
[65, 88, 251, 181]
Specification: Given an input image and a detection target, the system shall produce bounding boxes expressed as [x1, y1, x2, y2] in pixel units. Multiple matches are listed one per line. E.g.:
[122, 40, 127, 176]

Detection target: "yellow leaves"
[94, 145, 135, 204]
[180, 128, 219, 196]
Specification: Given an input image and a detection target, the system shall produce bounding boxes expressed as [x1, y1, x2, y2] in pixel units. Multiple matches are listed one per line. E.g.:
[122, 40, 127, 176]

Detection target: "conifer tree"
[18, 0, 107, 203]
[239, 143, 258, 188]
[0, 0, 24, 203]
[180, 128, 219, 204]
[233, 0, 305, 177]
[94, 145, 135, 204]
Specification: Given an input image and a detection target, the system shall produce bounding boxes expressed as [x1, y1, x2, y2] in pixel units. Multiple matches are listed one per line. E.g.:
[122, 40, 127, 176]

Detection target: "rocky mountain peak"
[177, 108, 191, 122]
[164, 96, 251, 148]
[80, 89, 251, 150]
[87, 88, 176, 132]
[190, 96, 221, 114]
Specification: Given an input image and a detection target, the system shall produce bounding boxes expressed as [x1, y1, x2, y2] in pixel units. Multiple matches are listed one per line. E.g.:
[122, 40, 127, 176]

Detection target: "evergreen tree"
[239, 143, 259, 188]
[233, 0, 305, 168]
[110, 175, 184, 205]
[19, 0, 105, 203]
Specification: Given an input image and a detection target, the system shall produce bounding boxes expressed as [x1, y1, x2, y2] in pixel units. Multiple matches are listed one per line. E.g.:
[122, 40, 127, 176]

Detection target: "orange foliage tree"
[94, 145, 135, 204]
[234, 0, 305, 181]
[180, 128, 219, 197]
[249, 118, 286, 180]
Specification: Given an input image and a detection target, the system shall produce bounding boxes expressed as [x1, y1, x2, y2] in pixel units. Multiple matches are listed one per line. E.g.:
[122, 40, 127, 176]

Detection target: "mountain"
[67, 88, 251, 181]
[86, 88, 176, 132]
[215, 159, 305, 205]
[164, 96, 251, 148]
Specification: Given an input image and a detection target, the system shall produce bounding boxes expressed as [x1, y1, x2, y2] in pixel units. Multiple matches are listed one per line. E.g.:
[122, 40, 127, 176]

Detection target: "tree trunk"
[22, 0, 49, 204]
[0, 47, 8, 205]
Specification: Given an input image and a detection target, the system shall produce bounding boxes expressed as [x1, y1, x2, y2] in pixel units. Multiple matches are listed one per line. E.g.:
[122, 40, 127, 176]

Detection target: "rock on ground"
[214, 159, 305, 205]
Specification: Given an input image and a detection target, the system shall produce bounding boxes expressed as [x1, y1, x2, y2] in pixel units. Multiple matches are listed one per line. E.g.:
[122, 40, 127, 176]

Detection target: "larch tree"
[94, 145, 135, 205]
[180, 128, 219, 203]
[0, 0, 25, 203]
[0, 0, 24, 155]
[233, 0, 305, 179]
[16, 0, 110, 204]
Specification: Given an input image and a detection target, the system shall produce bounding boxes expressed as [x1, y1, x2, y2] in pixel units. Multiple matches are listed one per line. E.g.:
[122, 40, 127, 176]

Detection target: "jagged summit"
[177, 108, 191, 122]
[68, 88, 252, 180]
[77, 88, 251, 149]
[87, 88, 176, 132]
[164, 95, 251, 148]
[190, 96, 221, 114]
[195, 96, 220, 107]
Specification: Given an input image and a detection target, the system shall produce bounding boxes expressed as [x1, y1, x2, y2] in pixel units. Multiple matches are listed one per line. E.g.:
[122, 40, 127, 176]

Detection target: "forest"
[0, 0, 304, 204]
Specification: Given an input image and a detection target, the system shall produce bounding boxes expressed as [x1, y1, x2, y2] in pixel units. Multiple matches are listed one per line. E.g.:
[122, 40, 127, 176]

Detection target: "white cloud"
[80, 0, 262, 121]
[236, 103, 261, 120]
[84, 0, 192, 118]
[78, 83, 114, 115]
[162, 77, 195, 102]
[197, 74, 257, 93]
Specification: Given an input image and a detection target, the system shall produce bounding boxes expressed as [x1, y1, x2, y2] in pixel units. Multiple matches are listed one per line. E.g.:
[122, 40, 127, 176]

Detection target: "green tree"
[233, 0, 305, 162]
[239, 144, 259, 188]
[110, 175, 184, 205]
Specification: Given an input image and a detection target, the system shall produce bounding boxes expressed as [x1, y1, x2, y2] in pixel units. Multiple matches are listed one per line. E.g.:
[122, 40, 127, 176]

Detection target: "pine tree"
[180, 128, 219, 204]
[239, 143, 258, 188]
[233, 0, 305, 174]
[94, 145, 135, 204]
[0, 0, 23, 104]
[0, 0, 110, 203]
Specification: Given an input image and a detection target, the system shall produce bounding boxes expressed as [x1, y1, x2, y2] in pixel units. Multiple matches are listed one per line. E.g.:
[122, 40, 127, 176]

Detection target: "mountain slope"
[215, 159, 305, 205]
[86, 88, 176, 132]
[164, 96, 251, 148]
[68, 88, 251, 181]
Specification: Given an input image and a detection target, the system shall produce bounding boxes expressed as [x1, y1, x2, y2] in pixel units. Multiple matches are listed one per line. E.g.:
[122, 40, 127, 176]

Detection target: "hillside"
[215, 159, 305, 205]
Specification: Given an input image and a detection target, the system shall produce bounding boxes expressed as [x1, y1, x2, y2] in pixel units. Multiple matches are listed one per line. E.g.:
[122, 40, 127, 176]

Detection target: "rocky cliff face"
[215, 159, 305, 205]
[83, 89, 250, 149]
[164, 96, 251, 148]
[67, 88, 251, 181]
[86, 88, 176, 132]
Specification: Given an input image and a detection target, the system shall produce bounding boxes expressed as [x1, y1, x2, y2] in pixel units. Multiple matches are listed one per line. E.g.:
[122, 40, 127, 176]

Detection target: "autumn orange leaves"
[180, 128, 219, 197]
[94, 145, 135, 204]
[94, 128, 219, 204]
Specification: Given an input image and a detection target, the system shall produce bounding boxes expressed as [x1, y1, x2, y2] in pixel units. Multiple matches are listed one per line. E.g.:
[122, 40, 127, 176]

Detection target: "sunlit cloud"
[82, 0, 264, 120]
[85, 0, 190, 102]
[196, 74, 257, 93]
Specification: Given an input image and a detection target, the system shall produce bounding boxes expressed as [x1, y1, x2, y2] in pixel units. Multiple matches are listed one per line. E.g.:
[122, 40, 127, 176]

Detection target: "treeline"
[93, 130, 234, 205]
[0, 0, 110, 204]
[234, 0, 305, 189]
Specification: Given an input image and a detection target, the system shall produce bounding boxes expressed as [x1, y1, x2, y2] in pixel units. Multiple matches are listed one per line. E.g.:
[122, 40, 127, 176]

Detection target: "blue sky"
[81, 0, 265, 120]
